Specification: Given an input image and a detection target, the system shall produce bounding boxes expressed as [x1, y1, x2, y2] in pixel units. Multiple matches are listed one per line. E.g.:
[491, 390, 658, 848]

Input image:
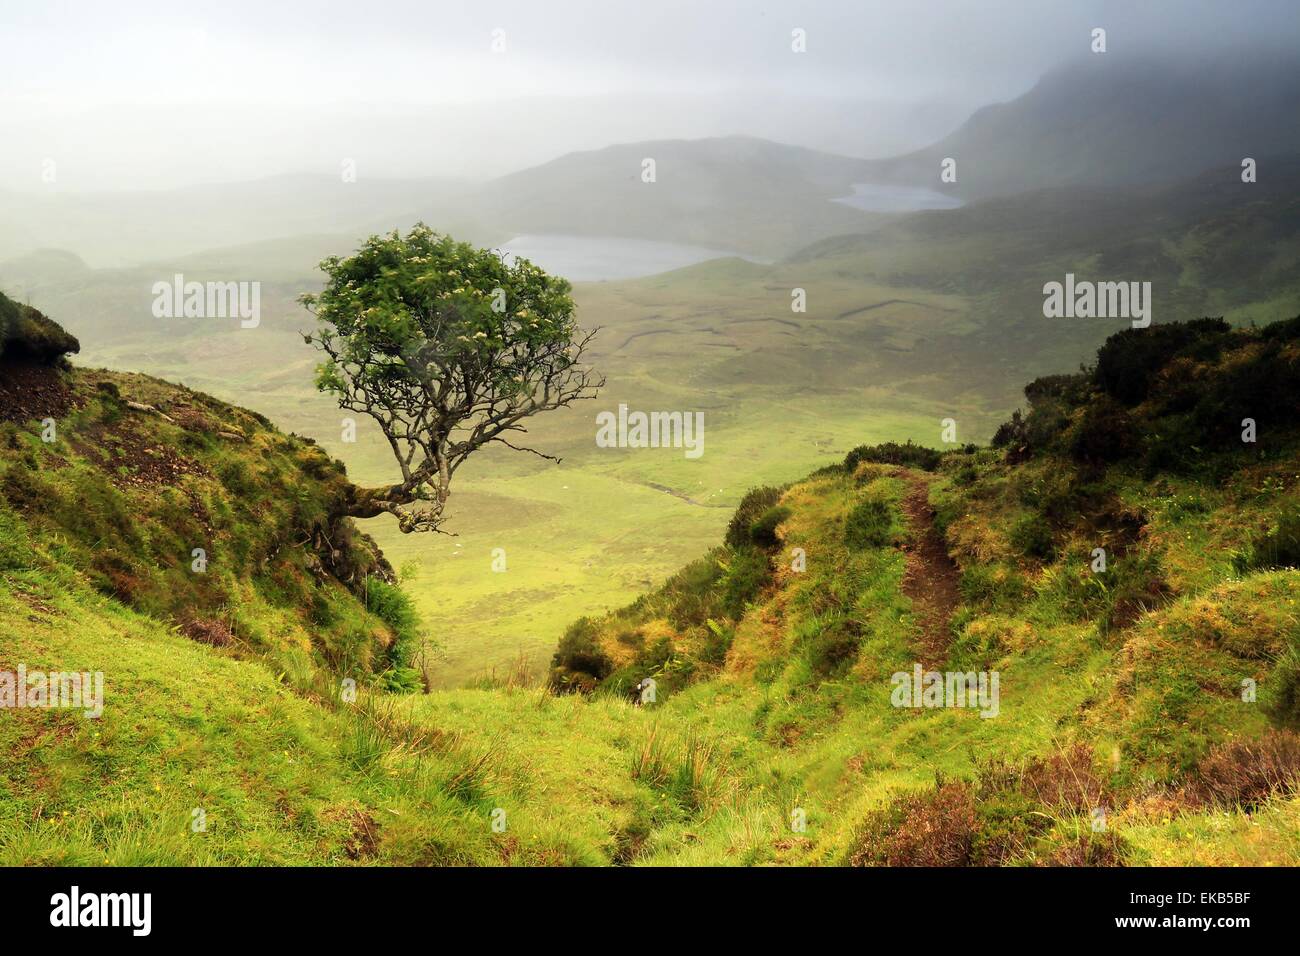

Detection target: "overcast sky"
[2, 0, 1297, 190]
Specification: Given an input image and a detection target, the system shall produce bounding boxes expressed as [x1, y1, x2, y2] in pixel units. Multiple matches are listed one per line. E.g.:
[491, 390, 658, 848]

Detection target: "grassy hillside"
[4, 301, 1298, 865]
[0, 301, 413, 687]
[544, 316, 1300, 864]
[0, 300, 633, 864]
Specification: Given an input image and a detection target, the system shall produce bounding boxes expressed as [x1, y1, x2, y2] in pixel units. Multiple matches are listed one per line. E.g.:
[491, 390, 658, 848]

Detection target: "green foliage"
[600, 632, 698, 702]
[846, 750, 1122, 867]
[662, 555, 726, 629]
[630, 542, 770, 635]
[366, 576, 424, 692]
[584, 539, 770, 697]
[300, 224, 598, 533]
[1101, 550, 1169, 631]
[366, 576, 421, 643]
[0, 292, 80, 364]
[549, 617, 613, 692]
[340, 711, 390, 775]
[0, 508, 36, 571]
[1095, 318, 1230, 406]
[303, 225, 580, 397]
[958, 564, 1033, 612]
[725, 486, 783, 548]
[1236, 510, 1300, 572]
[1068, 397, 1137, 464]
[1009, 513, 1055, 561]
[992, 399, 1071, 455]
[12, 295, 1300, 867]
[631, 726, 724, 813]
[748, 505, 791, 549]
[970, 789, 1046, 866]
[804, 613, 862, 676]
[994, 316, 1300, 477]
[844, 497, 892, 549]
[700, 619, 735, 666]
[718, 545, 772, 619]
[1269, 648, 1300, 728]
[1023, 372, 1090, 406]
[844, 440, 942, 472]
[216, 457, 259, 498]
[1, 460, 51, 512]
[614, 625, 645, 650]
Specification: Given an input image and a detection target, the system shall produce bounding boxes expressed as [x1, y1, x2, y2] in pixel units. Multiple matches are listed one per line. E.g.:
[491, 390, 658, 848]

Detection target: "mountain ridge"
[857, 52, 1300, 200]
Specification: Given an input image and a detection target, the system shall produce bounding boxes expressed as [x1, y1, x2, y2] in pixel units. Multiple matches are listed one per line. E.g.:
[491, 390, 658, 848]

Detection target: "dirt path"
[897, 472, 961, 668]
[0, 359, 74, 424]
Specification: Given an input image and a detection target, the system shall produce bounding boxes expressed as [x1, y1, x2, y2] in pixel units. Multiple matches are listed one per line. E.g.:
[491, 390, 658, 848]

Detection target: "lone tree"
[301, 225, 602, 533]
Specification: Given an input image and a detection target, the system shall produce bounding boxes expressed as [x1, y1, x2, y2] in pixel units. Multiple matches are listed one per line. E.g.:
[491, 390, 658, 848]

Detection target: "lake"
[498, 234, 756, 282]
[832, 182, 965, 212]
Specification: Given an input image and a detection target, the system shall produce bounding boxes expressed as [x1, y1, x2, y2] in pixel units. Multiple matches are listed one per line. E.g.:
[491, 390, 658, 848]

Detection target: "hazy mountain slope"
[860, 54, 1300, 200]
[429, 136, 884, 258]
[788, 155, 1300, 386]
[0, 192, 41, 262]
[0, 175, 477, 269]
[7, 51, 1299, 267]
[0, 136, 888, 268]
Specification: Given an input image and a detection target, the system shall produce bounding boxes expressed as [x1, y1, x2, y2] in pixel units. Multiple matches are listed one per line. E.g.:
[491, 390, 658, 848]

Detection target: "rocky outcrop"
[0, 291, 80, 365]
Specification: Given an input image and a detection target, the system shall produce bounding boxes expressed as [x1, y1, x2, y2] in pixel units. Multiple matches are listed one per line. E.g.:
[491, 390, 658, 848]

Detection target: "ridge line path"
[896, 470, 961, 669]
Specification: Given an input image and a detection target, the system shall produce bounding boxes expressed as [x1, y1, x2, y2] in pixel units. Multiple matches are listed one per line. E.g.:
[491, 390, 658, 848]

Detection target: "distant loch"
[498, 234, 761, 282]
[832, 183, 965, 212]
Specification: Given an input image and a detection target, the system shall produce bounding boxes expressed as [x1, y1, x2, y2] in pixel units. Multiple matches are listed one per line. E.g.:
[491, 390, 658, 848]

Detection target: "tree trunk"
[343, 482, 416, 519]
